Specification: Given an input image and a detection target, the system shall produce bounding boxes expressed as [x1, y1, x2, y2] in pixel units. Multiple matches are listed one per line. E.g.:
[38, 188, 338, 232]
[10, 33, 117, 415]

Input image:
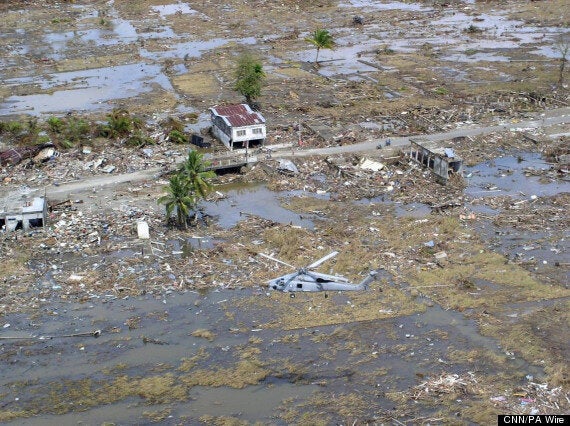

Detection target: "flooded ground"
[1, 145, 569, 424]
[0, 0, 568, 127]
[1, 0, 569, 423]
[0, 286, 560, 425]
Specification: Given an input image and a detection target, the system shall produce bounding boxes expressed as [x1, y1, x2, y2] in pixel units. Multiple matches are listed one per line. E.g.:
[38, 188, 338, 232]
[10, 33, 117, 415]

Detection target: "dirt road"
[43, 106, 570, 198]
[285, 106, 570, 157]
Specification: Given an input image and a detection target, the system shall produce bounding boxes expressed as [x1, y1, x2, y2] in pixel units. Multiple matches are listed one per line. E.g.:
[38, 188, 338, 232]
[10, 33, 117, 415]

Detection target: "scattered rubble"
[407, 373, 570, 415]
[0, 143, 55, 167]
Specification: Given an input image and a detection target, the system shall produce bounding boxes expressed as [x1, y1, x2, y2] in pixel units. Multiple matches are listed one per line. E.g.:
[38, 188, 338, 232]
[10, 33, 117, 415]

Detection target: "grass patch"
[178, 348, 209, 372]
[261, 225, 316, 263]
[235, 287, 424, 331]
[0, 251, 31, 278]
[408, 245, 570, 310]
[181, 359, 270, 389]
[480, 300, 570, 387]
[198, 415, 255, 425]
[16, 374, 188, 418]
[191, 329, 216, 341]
[293, 391, 378, 421]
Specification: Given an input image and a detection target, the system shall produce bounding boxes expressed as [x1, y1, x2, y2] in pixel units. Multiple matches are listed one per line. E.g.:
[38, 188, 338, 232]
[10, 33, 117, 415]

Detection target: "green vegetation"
[234, 52, 266, 105]
[434, 87, 449, 95]
[60, 116, 90, 148]
[178, 150, 216, 199]
[305, 29, 335, 64]
[0, 115, 93, 149]
[157, 174, 196, 229]
[124, 131, 154, 147]
[98, 108, 142, 139]
[158, 151, 215, 228]
[46, 116, 64, 133]
[168, 129, 188, 144]
[0, 119, 42, 146]
[465, 24, 483, 34]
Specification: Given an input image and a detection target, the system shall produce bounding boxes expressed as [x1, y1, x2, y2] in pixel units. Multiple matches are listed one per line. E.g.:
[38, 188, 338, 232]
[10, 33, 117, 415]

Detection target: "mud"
[1, 0, 569, 423]
[1, 289, 561, 425]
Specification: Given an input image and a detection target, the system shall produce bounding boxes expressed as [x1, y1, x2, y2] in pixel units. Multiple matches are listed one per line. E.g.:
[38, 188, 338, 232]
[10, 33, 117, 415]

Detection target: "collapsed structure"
[0, 190, 47, 231]
[408, 139, 463, 183]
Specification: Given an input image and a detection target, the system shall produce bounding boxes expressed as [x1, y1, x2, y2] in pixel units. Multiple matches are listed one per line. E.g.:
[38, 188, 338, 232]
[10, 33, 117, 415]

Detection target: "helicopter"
[259, 251, 379, 295]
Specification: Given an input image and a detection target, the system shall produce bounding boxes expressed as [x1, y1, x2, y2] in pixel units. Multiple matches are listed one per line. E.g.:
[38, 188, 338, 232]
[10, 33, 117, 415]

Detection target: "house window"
[252, 128, 263, 135]
[236, 130, 246, 136]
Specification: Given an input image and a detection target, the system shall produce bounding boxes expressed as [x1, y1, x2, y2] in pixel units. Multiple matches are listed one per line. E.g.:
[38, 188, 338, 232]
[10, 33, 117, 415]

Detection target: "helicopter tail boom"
[358, 270, 379, 290]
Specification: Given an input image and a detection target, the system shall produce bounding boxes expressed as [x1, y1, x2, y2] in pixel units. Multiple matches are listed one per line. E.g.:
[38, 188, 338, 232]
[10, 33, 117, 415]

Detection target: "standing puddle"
[465, 152, 569, 280]
[151, 3, 197, 17]
[339, 0, 431, 12]
[465, 152, 567, 199]
[0, 63, 173, 116]
[357, 196, 432, 218]
[11, 384, 315, 426]
[0, 286, 547, 423]
[203, 184, 316, 229]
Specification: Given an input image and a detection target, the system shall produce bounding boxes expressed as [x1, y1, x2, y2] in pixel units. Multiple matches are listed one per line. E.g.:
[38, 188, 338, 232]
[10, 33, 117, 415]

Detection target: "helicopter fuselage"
[268, 270, 376, 293]
[262, 251, 378, 293]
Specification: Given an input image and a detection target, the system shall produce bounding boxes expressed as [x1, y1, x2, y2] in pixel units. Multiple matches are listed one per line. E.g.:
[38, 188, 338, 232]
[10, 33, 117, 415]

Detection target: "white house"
[209, 104, 266, 151]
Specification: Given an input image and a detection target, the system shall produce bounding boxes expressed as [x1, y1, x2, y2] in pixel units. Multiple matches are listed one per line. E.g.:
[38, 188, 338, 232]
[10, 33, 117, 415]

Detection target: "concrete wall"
[1, 197, 47, 232]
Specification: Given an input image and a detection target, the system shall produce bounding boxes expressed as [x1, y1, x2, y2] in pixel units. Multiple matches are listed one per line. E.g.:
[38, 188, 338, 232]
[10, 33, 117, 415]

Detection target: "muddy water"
[0, 0, 563, 118]
[1, 63, 173, 116]
[0, 290, 318, 424]
[1, 151, 565, 422]
[202, 183, 317, 229]
[1, 1, 568, 422]
[465, 152, 568, 199]
[0, 287, 542, 424]
[465, 152, 570, 283]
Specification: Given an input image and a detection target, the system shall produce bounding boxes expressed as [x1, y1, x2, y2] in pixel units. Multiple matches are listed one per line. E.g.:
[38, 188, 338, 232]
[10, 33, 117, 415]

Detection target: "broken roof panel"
[210, 104, 265, 127]
[359, 158, 385, 172]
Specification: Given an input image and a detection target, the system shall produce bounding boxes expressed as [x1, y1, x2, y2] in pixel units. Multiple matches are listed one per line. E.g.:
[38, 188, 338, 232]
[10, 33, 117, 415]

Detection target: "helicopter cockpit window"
[296, 283, 303, 289]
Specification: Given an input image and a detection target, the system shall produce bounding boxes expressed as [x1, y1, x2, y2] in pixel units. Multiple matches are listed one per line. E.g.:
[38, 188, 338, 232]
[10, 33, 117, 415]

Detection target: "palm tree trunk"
[315, 47, 320, 64]
[178, 209, 187, 229]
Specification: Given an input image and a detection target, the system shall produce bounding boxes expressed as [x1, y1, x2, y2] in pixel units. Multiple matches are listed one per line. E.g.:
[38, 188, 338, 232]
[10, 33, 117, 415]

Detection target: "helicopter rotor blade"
[307, 251, 339, 269]
[258, 252, 296, 269]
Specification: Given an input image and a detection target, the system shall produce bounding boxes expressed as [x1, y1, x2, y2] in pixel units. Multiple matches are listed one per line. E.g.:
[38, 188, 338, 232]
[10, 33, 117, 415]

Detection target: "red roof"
[210, 104, 265, 127]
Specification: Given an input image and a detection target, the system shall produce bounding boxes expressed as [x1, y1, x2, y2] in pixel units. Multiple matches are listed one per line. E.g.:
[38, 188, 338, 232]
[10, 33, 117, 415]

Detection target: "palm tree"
[157, 174, 195, 229]
[305, 29, 334, 65]
[179, 150, 216, 199]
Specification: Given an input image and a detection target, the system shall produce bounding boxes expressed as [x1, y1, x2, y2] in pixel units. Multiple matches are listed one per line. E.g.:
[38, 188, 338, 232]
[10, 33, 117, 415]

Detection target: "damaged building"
[209, 104, 266, 151]
[408, 139, 463, 183]
[0, 191, 47, 232]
